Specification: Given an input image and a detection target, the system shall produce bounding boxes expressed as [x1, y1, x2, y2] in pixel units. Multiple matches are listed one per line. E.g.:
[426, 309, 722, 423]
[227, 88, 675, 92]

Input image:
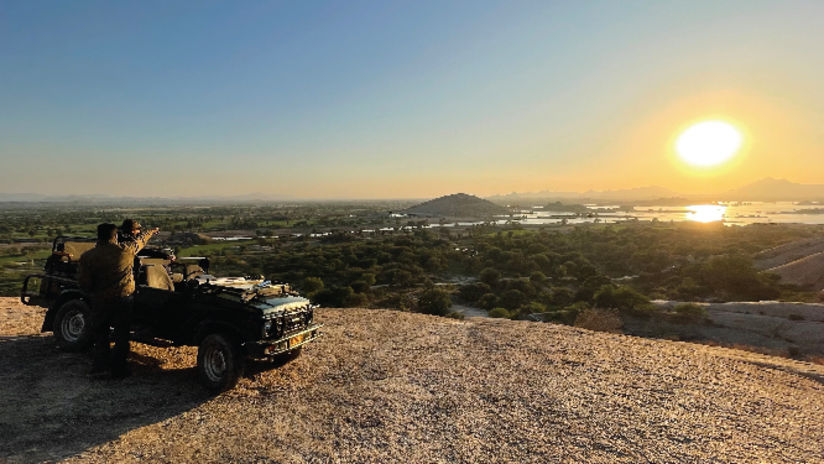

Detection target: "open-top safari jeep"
[21, 236, 322, 392]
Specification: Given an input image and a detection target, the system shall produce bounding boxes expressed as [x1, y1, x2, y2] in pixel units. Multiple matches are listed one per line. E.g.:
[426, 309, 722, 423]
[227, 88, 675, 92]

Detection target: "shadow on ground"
[0, 335, 211, 463]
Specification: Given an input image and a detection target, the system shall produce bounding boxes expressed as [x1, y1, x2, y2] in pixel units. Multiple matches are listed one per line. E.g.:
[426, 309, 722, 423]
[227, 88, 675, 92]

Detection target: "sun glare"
[676, 120, 742, 167]
[686, 204, 726, 223]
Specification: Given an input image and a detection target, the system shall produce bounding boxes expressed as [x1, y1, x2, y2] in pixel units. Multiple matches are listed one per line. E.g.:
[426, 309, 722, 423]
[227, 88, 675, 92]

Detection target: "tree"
[479, 268, 501, 287]
[488, 307, 510, 318]
[301, 277, 324, 297]
[593, 285, 652, 316]
[418, 287, 452, 316]
[477, 293, 499, 310]
[499, 289, 526, 310]
[529, 271, 547, 285]
[458, 282, 491, 303]
[313, 286, 354, 307]
[350, 280, 370, 293]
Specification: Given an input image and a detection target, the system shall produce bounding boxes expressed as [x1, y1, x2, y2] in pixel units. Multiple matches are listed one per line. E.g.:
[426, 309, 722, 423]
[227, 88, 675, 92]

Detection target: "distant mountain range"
[723, 178, 824, 201]
[0, 192, 296, 204]
[2, 178, 824, 204]
[488, 178, 824, 204]
[489, 186, 680, 203]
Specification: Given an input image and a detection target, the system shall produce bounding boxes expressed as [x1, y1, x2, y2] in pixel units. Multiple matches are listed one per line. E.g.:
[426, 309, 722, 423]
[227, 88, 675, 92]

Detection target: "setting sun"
[676, 120, 742, 167]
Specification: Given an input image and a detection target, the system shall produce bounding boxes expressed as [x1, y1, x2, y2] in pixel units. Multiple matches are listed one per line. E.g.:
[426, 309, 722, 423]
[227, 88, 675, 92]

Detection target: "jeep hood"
[253, 296, 311, 316]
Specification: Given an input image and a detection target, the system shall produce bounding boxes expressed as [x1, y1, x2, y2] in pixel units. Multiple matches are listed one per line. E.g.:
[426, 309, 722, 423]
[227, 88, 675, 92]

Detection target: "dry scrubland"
[1, 298, 823, 463]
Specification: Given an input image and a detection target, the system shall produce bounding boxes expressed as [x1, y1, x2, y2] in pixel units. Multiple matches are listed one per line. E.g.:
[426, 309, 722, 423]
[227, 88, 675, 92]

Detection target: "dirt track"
[2, 297, 823, 463]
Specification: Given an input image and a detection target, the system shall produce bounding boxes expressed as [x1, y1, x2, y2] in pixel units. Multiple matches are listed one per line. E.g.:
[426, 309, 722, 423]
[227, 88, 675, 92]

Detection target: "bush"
[529, 271, 547, 285]
[418, 287, 452, 316]
[593, 285, 653, 316]
[301, 276, 324, 297]
[499, 289, 527, 309]
[350, 280, 370, 293]
[488, 307, 510, 318]
[671, 303, 707, 323]
[477, 293, 500, 310]
[518, 301, 547, 314]
[458, 282, 491, 303]
[479, 268, 501, 287]
[574, 308, 623, 333]
[313, 286, 354, 307]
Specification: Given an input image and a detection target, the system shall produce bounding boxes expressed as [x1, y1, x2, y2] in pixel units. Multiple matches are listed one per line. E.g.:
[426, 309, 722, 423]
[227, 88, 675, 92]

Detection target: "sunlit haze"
[1, 1, 823, 199]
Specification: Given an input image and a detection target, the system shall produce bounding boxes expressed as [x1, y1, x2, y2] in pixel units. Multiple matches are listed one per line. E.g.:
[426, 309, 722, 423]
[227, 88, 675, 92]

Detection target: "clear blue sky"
[2, 1, 822, 198]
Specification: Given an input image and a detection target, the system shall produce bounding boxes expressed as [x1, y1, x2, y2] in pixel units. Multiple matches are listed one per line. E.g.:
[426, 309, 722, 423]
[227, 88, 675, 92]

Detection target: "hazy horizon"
[2, 1, 823, 199]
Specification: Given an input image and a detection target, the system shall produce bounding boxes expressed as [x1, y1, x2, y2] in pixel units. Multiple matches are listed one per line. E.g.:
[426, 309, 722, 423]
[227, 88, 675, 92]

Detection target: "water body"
[508, 201, 824, 226]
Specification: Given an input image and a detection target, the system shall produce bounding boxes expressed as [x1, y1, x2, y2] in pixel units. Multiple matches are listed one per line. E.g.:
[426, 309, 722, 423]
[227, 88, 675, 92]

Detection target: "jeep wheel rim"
[61, 309, 85, 342]
[203, 345, 228, 382]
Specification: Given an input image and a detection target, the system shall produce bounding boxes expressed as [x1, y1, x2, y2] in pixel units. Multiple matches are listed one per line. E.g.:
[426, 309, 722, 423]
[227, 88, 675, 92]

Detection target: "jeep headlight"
[263, 320, 273, 336]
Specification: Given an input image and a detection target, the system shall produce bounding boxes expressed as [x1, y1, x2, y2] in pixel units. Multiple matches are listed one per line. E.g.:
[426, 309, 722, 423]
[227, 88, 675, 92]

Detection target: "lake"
[508, 201, 824, 226]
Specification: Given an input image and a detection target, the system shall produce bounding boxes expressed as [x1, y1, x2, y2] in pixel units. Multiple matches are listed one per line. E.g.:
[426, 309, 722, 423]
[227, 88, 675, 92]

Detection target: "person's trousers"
[90, 296, 134, 373]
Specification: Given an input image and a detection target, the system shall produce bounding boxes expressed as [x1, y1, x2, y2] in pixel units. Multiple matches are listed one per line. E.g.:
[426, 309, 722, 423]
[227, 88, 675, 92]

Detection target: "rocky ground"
[1, 297, 823, 463]
[644, 301, 824, 357]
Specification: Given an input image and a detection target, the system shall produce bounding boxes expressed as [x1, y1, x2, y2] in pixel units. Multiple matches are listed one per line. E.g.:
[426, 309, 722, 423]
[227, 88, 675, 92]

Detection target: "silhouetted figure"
[78, 223, 157, 378]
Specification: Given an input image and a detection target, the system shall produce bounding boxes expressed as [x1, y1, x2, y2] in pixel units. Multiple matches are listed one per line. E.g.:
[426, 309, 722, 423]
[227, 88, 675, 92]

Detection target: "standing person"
[78, 223, 158, 378]
[118, 219, 156, 252]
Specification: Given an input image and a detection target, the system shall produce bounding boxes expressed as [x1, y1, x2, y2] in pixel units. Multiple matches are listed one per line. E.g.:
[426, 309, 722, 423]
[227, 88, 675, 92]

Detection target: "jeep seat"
[144, 265, 174, 291]
[184, 264, 204, 280]
[62, 241, 96, 261]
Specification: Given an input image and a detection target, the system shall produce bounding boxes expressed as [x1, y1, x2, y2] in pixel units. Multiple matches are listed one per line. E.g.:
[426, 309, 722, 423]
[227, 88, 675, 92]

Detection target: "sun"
[675, 120, 742, 167]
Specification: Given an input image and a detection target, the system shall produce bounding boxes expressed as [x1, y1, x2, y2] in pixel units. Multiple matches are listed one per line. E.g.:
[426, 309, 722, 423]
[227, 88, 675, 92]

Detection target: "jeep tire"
[53, 300, 93, 352]
[197, 333, 243, 393]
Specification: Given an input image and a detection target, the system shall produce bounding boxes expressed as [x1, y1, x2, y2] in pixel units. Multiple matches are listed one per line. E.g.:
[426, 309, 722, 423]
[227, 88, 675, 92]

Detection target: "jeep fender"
[192, 320, 244, 348]
[42, 290, 86, 333]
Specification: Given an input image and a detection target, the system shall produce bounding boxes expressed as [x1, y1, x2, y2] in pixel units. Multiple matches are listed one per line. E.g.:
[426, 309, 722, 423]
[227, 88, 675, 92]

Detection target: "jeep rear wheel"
[53, 300, 93, 352]
[197, 333, 243, 393]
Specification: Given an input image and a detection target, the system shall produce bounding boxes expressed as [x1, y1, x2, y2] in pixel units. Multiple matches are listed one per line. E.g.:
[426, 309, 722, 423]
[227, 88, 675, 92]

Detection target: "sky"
[1, 0, 822, 199]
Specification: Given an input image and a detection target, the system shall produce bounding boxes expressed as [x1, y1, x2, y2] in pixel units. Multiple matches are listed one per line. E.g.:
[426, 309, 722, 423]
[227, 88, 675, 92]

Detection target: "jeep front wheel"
[53, 300, 93, 352]
[197, 333, 243, 393]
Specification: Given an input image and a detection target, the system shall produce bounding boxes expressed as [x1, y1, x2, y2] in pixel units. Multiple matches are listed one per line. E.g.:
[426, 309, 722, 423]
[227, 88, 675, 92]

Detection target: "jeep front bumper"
[246, 323, 323, 358]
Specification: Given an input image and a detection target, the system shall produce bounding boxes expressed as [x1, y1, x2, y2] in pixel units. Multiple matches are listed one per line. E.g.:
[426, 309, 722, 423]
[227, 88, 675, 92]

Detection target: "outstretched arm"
[122, 228, 159, 255]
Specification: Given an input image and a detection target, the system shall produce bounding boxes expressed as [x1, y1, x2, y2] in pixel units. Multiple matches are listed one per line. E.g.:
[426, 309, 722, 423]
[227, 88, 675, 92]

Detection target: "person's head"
[120, 219, 142, 237]
[97, 223, 118, 243]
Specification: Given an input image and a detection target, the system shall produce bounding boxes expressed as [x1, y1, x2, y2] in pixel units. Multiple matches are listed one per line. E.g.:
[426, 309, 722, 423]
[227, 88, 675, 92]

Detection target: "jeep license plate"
[289, 333, 307, 348]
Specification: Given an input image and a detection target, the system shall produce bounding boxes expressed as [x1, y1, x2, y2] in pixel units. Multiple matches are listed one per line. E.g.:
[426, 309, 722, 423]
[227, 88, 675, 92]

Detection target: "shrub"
[417, 287, 452, 316]
[671, 303, 707, 323]
[477, 293, 500, 310]
[458, 282, 491, 303]
[529, 271, 547, 285]
[499, 289, 527, 309]
[518, 301, 547, 314]
[488, 307, 510, 318]
[350, 280, 370, 293]
[313, 286, 354, 307]
[574, 308, 623, 333]
[300, 277, 323, 297]
[479, 268, 501, 286]
[593, 285, 653, 316]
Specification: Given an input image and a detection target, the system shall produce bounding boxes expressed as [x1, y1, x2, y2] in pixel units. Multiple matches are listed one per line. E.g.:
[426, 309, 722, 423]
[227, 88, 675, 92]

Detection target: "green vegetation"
[2, 203, 821, 332]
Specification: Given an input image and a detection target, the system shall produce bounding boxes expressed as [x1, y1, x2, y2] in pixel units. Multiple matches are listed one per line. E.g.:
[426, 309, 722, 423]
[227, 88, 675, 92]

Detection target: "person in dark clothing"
[78, 223, 158, 378]
[119, 218, 141, 244]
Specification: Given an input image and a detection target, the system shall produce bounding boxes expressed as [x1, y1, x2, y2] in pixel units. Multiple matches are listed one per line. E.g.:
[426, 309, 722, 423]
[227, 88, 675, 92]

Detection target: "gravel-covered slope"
[1, 298, 823, 463]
